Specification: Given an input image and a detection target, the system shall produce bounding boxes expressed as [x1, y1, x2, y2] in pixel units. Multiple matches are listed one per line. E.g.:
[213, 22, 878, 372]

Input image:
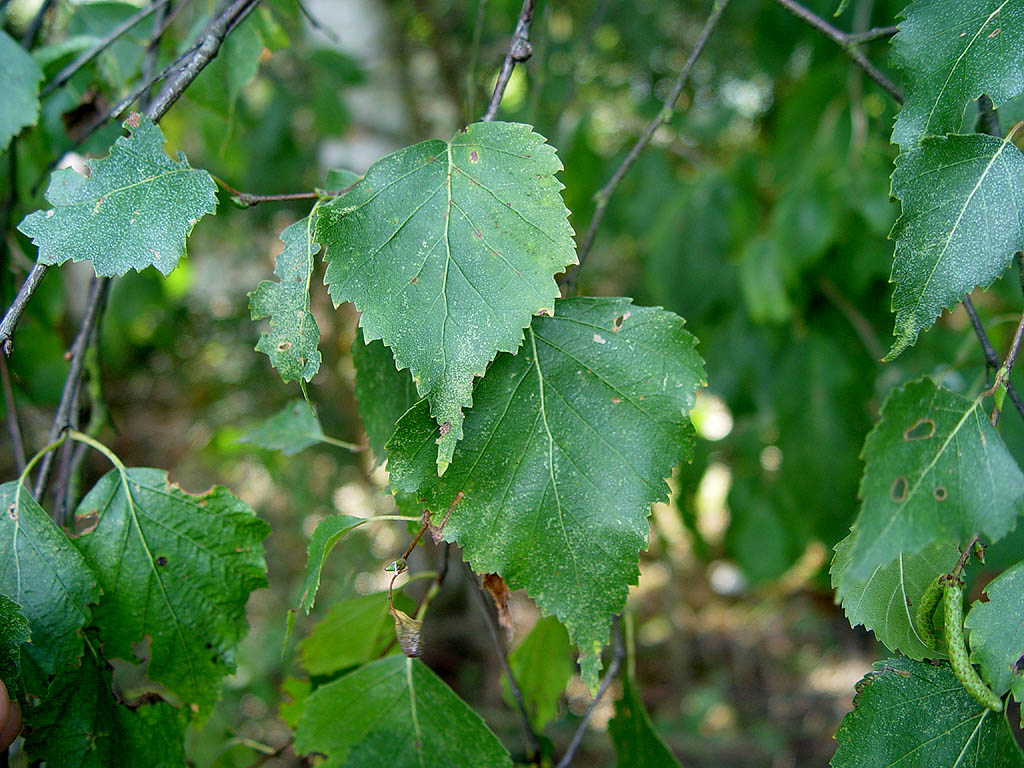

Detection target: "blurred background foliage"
[3, 0, 1024, 765]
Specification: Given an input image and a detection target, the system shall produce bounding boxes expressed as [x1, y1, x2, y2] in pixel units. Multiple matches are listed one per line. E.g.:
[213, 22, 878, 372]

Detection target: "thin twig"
[42, 0, 171, 97]
[0, 263, 48, 355]
[20, 0, 55, 47]
[555, 616, 625, 768]
[988, 310, 1024, 426]
[141, 0, 177, 112]
[963, 296, 1024, 422]
[464, 562, 540, 763]
[951, 535, 980, 580]
[0, 357, 26, 472]
[772, 0, 903, 104]
[845, 25, 899, 43]
[482, 0, 536, 121]
[561, 0, 730, 293]
[296, 0, 340, 44]
[33, 277, 111, 502]
[818, 276, 884, 361]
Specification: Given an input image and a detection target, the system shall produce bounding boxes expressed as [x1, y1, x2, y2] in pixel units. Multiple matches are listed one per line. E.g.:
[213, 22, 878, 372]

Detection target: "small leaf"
[891, 0, 1024, 149]
[187, 13, 265, 111]
[351, 329, 419, 463]
[317, 121, 576, 470]
[387, 298, 704, 689]
[0, 30, 43, 152]
[249, 208, 322, 382]
[72, 468, 269, 716]
[23, 652, 187, 768]
[297, 515, 367, 613]
[844, 378, 1024, 581]
[0, 481, 99, 695]
[278, 676, 311, 729]
[831, 657, 1024, 767]
[325, 167, 361, 190]
[832, 0, 851, 16]
[609, 675, 682, 768]
[831, 533, 957, 660]
[300, 591, 414, 676]
[503, 616, 573, 731]
[17, 114, 217, 277]
[0, 593, 30, 694]
[295, 656, 513, 768]
[965, 558, 1024, 710]
[887, 133, 1024, 358]
[240, 400, 324, 455]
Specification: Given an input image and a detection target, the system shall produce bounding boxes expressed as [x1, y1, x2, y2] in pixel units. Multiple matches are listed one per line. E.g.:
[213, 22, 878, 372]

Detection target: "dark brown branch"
[0, 357, 26, 472]
[963, 296, 1024, 422]
[989, 310, 1024, 426]
[555, 616, 625, 768]
[296, 0, 340, 45]
[561, 0, 730, 293]
[42, 0, 171, 97]
[0, 264, 48, 355]
[482, 0, 536, 122]
[464, 561, 541, 763]
[772, 0, 903, 104]
[33, 277, 110, 502]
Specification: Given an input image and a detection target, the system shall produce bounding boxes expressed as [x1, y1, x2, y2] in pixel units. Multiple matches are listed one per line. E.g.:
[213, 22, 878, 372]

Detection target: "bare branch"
[561, 0, 730, 293]
[0, 264, 48, 356]
[846, 25, 900, 44]
[42, 0, 172, 97]
[21, 0, 55, 47]
[464, 562, 541, 763]
[555, 615, 625, 768]
[772, 0, 903, 104]
[297, 0, 341, 45]
[963, 296, 1024, 422]
[482, 0, 536, 122]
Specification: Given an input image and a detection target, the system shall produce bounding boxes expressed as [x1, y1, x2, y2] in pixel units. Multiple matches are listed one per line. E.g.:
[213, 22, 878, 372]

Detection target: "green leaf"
[502, 616, 573, 730]
[0, 481, 99, 693]
[325, 168, 361, 190]
[316, 121, 577, 471]
[249, 208, 322, 382]
[72, 468, 269, 716]
[300, 591, 415, 676]
[387, 298, 704, 688]
[23, 652, 187, 768]
[844, 378, 1024, 581]
[279, 675, 311, 729]
[18, 113, 218, 277]
[67, 1, 147, 89]
[240, 400, 324, 455]
[0, 593, 29, 692]
[887, 133, 1024, 358]
[891, 0, 1024, 149]
[295, 656, 513, 768]
[609, 675, 682, 768]
[831, 533, 958, 660]
[965, 558, 1024, 707]
[0, 30, 43, 152]
[187, 13, 265, 111]
[351, 329, 419, 462]
[831, 657, 1024, 767]
[297, 515, 365, 614]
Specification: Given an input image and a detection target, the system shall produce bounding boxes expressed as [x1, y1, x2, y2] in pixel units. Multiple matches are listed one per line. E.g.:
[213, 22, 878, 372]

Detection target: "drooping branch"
[554, 615, 626, 768]
[464, 562, 541, 763]
[482, 0, 536, 122]
[41, 0, 172, 97]
[772, 0, 903, 103]
[561, 0, 730, 293]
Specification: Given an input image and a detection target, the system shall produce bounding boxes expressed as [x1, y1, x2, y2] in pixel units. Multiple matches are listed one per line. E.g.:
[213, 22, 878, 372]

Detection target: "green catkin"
[914, 577, 944, 649]
[943, 580, 1003, 712]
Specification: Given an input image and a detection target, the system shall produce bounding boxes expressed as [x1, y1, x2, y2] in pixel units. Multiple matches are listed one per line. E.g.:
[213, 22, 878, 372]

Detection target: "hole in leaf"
[933, 485, 947, 502]
[891, 476, 908, 502]
[903, 418, 935, 441]
[276, 341, 292, 352]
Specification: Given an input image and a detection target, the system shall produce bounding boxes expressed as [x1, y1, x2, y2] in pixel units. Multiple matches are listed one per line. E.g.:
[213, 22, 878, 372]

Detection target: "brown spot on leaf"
[482, 573, 514, 641]
[989, 27, 1001, 37]
[439, 421, 451, 437]
[611, 397, 621, 404]
[7, 503, 16, 521]
[156, 556, 168, 567]
[891, 476, 908, 502]
[903, 418, 935, 441]
[934, 485, 947, 501]
[125, 112, 141, 129]
[470, 150, 479, 163]
[277, 341, 292, 352]
[411, 276, 418, 283]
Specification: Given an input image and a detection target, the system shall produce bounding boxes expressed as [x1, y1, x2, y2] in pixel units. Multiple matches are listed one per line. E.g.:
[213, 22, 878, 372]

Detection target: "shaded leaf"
[240, 400, 324, 455]
[831, 533, 958, 660]
[300, 591, 414, 676]
[279, 675, 310, 729]
[0, 30, 43, 152]
[351, 329, 418, 463]
[609, 675, 682, 768]
[891, 0, 1024, 149]
[387, 298, 704, 688]
[187, 13, 264, 111]
[831, 657, 1024, 767]
[0, 593, 29, 693]
[503, 616, 573, 731]
[965, 558, 1024, 708]
[23, 653, 187, 768]
[18, 113, 217, 277]
[0, 481, 99, 694]
[249, 208, 322, 382]
[295, 656, 513, 768]
[844, 378, 1024, 581]
[298, 515, 367, 614]
[887, 132, 1024, 358]
[317, 121, 576, 470]
[72, 468, 269, 716]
